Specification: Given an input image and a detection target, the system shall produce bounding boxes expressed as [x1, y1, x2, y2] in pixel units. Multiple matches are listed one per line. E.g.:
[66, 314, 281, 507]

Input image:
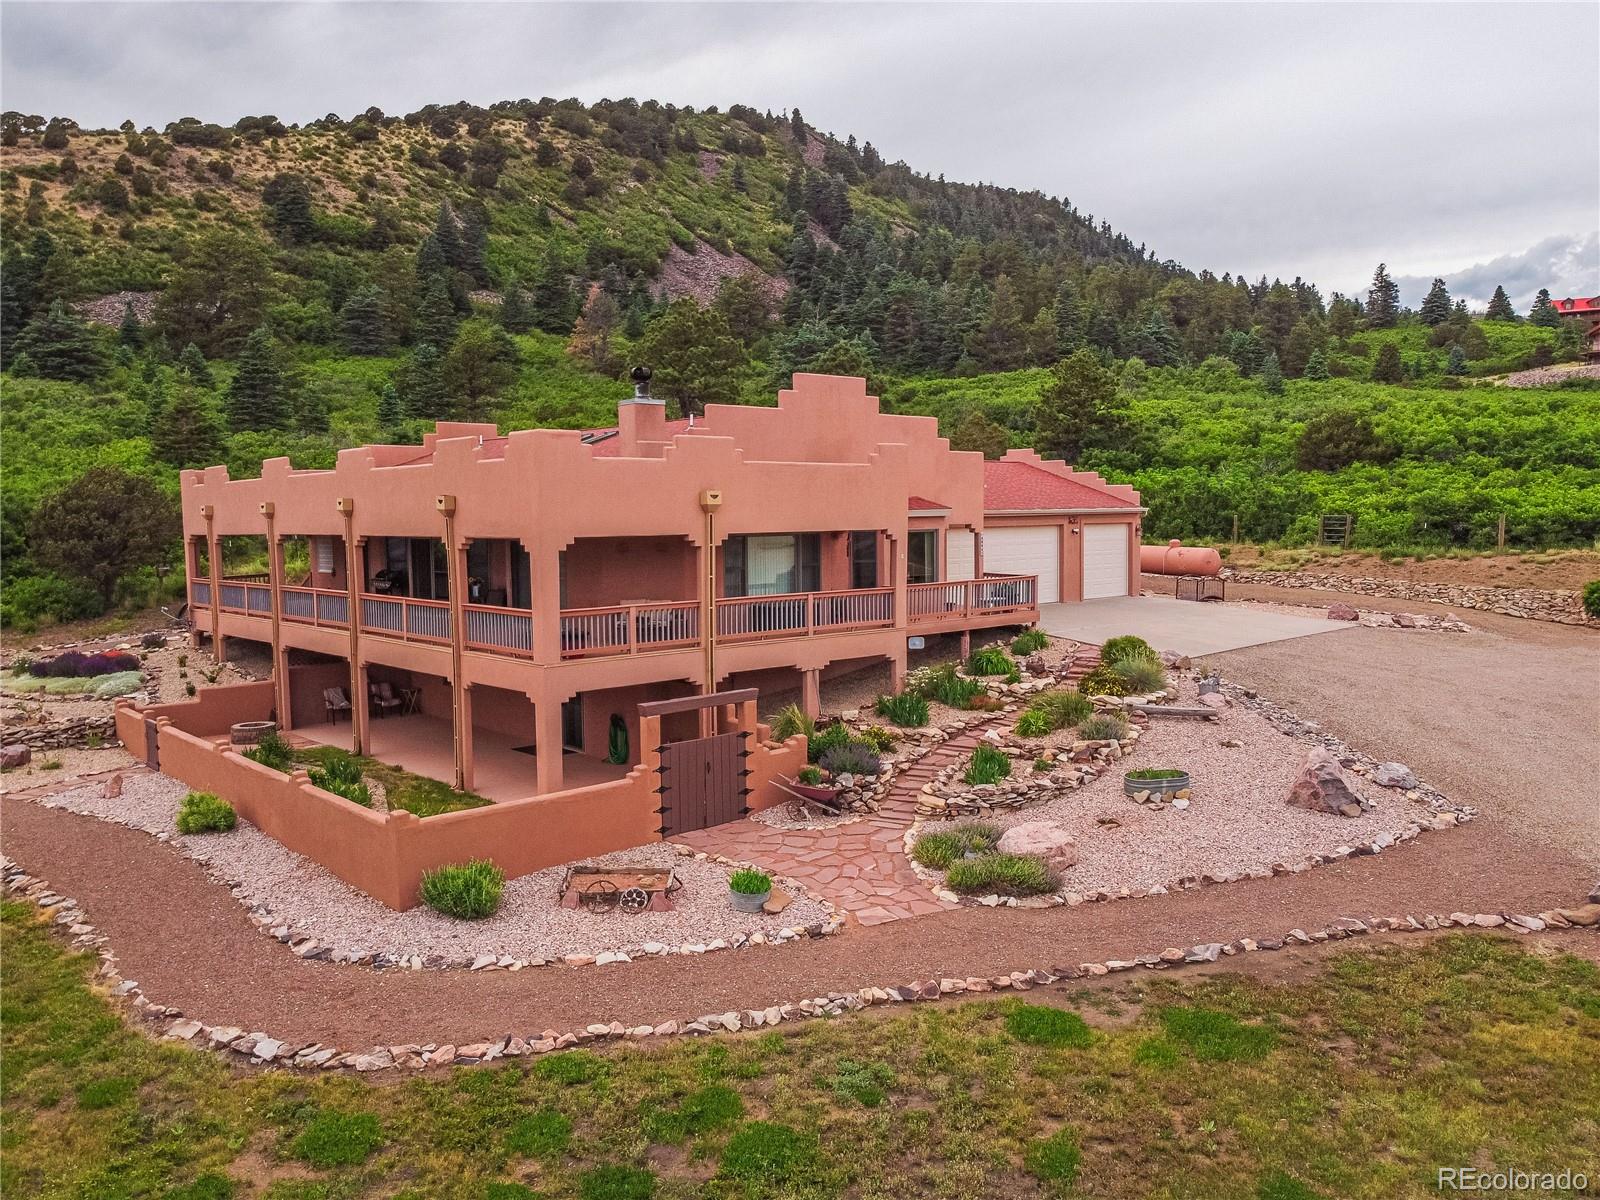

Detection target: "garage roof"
[982, 461, 1137, 513]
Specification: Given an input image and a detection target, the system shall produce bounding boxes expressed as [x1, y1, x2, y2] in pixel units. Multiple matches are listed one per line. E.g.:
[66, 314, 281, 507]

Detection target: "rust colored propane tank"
[1139, 539, 1223, 577]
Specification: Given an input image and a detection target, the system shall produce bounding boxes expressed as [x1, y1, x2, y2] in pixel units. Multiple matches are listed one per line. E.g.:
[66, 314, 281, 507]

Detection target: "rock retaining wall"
[1220, 569, 1592, 625]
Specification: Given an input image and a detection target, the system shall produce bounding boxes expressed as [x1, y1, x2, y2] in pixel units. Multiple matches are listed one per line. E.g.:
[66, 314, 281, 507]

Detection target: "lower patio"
[290, 711, 629, 803]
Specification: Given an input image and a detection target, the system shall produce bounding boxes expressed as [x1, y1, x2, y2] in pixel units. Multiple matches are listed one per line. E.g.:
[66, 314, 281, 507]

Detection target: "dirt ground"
[1221, 545, 1600, 591]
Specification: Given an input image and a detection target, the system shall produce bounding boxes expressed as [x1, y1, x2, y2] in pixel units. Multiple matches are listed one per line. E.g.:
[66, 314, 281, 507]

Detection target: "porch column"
[534, 695, 564, 795]
[459, 683, 475, 792]
[959, 630, 971, 660]
[353, 660, 370, 755]
[530, 533, 564, 665]
[338, 498, 366, 756]
[203, 506, 224, 664]
[438, 496, 468, 792]
[261, 503, 291, 730]
[186, 536, 205, 650]
[888, 531, 908, 633]
[801, 668, 822, 720]
[889, 649, 906, 694]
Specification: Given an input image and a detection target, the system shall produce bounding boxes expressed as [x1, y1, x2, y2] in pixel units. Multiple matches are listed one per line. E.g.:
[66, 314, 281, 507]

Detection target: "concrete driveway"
[1038, 595, 1352, 656]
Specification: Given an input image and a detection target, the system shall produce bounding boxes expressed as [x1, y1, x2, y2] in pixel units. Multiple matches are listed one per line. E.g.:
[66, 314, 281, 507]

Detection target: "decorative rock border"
[1216, 569, 1592, 626]
[7, 853, 1595, 1075]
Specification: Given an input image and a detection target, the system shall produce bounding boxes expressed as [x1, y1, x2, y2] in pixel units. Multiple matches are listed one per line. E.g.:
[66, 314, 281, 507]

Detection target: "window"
[314, 537, 334, 575]
[908, 530, 939, 584]
[848, 531, 878, 590]
[722, 534, 820, 596]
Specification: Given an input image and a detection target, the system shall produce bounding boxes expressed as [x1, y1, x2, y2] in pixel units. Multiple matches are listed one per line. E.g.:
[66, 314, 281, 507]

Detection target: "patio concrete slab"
[1038, 595, 1353, 657]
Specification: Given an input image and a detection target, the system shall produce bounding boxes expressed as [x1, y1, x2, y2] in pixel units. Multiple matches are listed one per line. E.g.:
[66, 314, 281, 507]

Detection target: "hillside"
[1, 97, 1595, 630]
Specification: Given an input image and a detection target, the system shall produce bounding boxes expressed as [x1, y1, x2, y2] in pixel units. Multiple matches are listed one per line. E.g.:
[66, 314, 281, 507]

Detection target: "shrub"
[1011, 629, 1050, 654]
[1112, 656, 1168, 694]
[859, 724, 898, 753]
[1077, 712, 1130, 741]
[874, 691, 930, 728]
[911, 823, 1000, 868]
[243, 730, 292, 772]
[1101, 634, 1157, 665]
[1014, 709, 1052, 738]
[907, 662, 983, 708]
[1006, 1004, 1094, 1047]
[796, 765, 824, 786]
[1077, 664, 1133, 696]
[1127, 768, 1186, 780]
[28, 651, 87, 677]
[1585, 580, 1600, 619]
[420, 859, 504, 919]
[964, 743, 1012, 785]
[945, 853, 1058, 896]
[291, 1109, 383, 1168]
[1024, 1128, 1082, 1191]
[307, 751, 372, 807]
[818, 740, 881, 779]
[768, 703, 814, 743]
[1033, 690, 1093, 728]
[91, 670, 143, 698]
[966, 646, 1016, 676]
[807, 720, 851, 762]
[504, 1108, 572, 1157]
[75, 651, 141, 676]
[728, 868, 771, 895]
[1159, 1005, 1278, 1061]
[175, 791, 235, 834]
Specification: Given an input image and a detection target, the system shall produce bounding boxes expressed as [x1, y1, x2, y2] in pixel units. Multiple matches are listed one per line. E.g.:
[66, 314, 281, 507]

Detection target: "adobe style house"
[1550, 296, 1600, 361]
[182, 373, 1142, 803]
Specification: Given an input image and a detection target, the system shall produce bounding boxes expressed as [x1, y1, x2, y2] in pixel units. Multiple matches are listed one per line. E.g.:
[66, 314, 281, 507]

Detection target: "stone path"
[679, 721, 1003, 925]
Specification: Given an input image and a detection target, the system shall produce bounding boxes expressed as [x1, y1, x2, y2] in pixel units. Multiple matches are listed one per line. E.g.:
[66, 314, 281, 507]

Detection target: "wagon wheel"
[618, 887, 649, 913]
[582, 879, 620, 911]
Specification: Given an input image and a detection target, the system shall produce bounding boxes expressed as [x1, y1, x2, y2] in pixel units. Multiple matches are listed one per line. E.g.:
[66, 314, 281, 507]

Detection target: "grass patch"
[1126, 768, 1186, 781]
[873, 691, 930, 728]
[532, 1049, 608, 1084]
[1024, 1127, 1081, 1192]
[1257, 1168, 1325, 1200]
[719, 1121, 823, 1187]
[291, 745, 490, 816]
[578, 1164, 656, 1200]
[966, 645, 1016, 676]
[290, 1109, 384, 1167]
[1005, 1004, 1094, 1048]
[963, 743, 1013, 785]
[945, 853, 1058, 896]
[504, 1107, 572, 1157]
[826, 1059, 895, 1107]
[910, 822, 1000, 869]
[419, 860, 505, 919]
[1011, 629, 1050, 654]
[641, 1083, 743, 1140]
[1159, 1005, 1278, 1062]
[75, 1074, 137, 1109]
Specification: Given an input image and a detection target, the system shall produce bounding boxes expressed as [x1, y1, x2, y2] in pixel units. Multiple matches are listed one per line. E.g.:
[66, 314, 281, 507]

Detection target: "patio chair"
[369, 680, 403, 719]
[323, 687, 353, 724]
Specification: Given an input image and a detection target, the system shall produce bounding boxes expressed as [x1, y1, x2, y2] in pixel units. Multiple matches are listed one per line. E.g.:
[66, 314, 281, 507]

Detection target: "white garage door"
[945, 529, 976, 581]
[981, 526, 1061, 604]
[1082, 523, 1131, 599]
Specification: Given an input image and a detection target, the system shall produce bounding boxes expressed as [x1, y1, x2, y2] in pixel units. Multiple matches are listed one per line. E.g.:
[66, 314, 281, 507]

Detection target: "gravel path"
[36, 772, 834, 964]
[988, 678, 1434, 896]
[0, 745, 136, 794]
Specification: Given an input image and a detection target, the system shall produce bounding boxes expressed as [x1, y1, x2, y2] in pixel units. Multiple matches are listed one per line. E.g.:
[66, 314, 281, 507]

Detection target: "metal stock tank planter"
[1123, 768, 1190, 800]
[728, 868, 773, 914]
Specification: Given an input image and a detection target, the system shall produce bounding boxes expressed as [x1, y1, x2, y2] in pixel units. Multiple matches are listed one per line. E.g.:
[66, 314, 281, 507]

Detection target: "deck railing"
[465, 604, 534, 655]
[190, 580, 211, 607]
[907, 575, 1037, 623]
[559, 601, 701, 658]
[360, 593, 450, 645]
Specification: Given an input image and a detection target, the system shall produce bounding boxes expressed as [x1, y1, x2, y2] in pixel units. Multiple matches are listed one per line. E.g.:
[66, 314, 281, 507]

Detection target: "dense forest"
[2, 98, 1596, 630]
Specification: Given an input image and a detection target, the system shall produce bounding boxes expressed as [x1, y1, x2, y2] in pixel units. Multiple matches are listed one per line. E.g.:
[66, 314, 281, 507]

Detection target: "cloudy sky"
[4, 2, 1596, 308]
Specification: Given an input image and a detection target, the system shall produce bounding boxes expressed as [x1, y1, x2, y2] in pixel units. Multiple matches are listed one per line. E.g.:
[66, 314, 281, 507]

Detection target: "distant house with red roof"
[1552, 297, 1600, 360]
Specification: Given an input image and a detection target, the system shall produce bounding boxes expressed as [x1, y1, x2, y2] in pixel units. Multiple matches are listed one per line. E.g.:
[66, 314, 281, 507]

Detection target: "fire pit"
[229, 720, 277, 746]
[560, 864, 680, 913]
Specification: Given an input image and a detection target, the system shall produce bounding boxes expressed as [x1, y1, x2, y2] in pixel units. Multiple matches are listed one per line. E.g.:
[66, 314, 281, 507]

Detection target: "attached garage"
[982, 526, 1061, 604]
[1081, 523, 1132, 599]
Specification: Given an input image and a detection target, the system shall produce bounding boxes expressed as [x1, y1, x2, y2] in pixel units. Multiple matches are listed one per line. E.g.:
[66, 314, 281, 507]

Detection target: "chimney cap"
[624, 364, 663, 407]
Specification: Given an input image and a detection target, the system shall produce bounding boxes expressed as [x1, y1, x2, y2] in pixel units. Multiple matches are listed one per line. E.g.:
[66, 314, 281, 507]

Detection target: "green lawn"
[289, 746, 490, 817]
[2, 902, 1597, 1199]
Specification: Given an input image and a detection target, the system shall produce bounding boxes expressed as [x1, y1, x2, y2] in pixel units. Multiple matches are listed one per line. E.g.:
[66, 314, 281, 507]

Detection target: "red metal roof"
[907, 495, 948, 512]
[1553, 296, 1600, 315]
[982, 461, 1132, 512]
[585, 419, 696, 457]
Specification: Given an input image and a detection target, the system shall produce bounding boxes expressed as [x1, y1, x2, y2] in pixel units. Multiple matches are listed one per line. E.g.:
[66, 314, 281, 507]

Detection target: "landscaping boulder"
[1286, 748, 1364, 817]
[1327, 603, 1360, 621]
[1159, 650, 1191, 670]
[1198, 692, 1228, 710]
[1373, 761, 1417, 789]
[0, 745, 31, 769]
[102, 772, 123, 798]
[995, 821, 1078, 871]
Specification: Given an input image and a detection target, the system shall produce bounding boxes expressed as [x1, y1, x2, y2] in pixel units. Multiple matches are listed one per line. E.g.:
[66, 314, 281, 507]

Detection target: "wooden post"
[1497, 513, 1506, 550]
[1231, 513, 1240, 544]
[261, 502, 290, 730]
[438, 495, 467, 792]
[203, 506, 223, 664]
[338, 498, 366, 756]
[698, 490, 722, 696]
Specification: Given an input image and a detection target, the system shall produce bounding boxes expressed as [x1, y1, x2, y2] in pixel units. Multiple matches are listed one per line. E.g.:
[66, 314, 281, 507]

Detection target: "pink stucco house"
[182, 373, 1143, 810]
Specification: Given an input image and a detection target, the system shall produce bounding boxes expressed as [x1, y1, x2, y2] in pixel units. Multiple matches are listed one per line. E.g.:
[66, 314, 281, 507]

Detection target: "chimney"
[617, 364, 667, 455]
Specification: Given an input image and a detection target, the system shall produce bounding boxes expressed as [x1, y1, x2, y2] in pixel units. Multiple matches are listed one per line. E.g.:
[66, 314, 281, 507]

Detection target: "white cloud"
[1393, 233, 1600, 312]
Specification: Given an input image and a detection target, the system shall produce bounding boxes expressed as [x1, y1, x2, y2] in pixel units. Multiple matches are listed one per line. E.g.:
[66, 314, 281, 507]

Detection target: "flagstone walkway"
[678, 721, 999, 926]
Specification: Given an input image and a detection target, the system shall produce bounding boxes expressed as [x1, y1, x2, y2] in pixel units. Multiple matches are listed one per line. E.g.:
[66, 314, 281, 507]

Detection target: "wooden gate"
[641, 689, 756, 838]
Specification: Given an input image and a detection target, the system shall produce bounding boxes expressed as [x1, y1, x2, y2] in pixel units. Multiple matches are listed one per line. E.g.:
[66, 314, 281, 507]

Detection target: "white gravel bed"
[0, 746, 137, 794]
[38, 771, 836, 964]
[986, 678, 1435, 896]
[751, 801, 863, 831]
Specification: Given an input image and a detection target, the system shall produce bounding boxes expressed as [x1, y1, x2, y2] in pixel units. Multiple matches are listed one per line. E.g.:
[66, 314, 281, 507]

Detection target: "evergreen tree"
[377, 381, 405, 432]
[415, 276, 459, 349]
[1446, 344, 1468, 376]
[1296, 409, 1391, 470]
[13, 301, 106, 381]
[432, 199, 465, 273]
[458, 204, 490, 284]
[968, 275, 1028, 370]
[1528, 288, 1560, 328]
[1259, 350, 1285, 395]
[1371, 341, 1404, 383]
[340, 285, 389, 355]
[1302, 349, 1330, 381]
[713, 273, 774, 346]
[948, 408, 1010, 459]
[152, 382, 227, 467]
[1032, 349, 1128, 463]
[30, 466, 179, 607]
[1419, 277, 1452, 326]
[1365, 262, 1400, 328]
[527, 246, 577, 334]
[1281, 318, 1322, 377]
[636, 299, 747, 418]
[118, 298, 143, 349]
[1053, 282, 1083, 357]
[226, 327, 290, 431]
[443, 318, 519, 421]
[261, 172, 315, 243]
[1225, 328, 1267, 375]
[399, 343, 448, 420]
[500, 275, 532, 334]
[566, 288, 621, 373]
[1485, 285, 1516, 321]
[730, 160, 748, 194]
[1130, 307, 1181, 368]
[178, 342, 214, 388]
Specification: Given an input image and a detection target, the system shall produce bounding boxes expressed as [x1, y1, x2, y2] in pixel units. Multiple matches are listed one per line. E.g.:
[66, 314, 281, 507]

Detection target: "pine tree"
[1130, 307, 1181, 367]
[400, 343, 448, 420]
[500, 276, 532, 334]
[377, 381, 405, 431]
[178, 342, 214, 388]
[1371, 342, 1404, 384]
[443, 319, 519, 421]
[261, 172, 315, 243]
[527, 245, 577, 334]
[1528, 288, 1560, 328]
[414, 276, 459, 349]
[730, 160, 748, 194]
[968, 275, 1028, 370]
[1053, 282, 1083, 357]
[118, 298, 143, 349]
[948, 409, 1010, 459]
[1302, 349, 1330, 381]
[226, 327, 290, 431]
[1485, 285, 1516, 321]
[1366, 263, 1399, 328]
[567, 288, 621, 373]
[1260, 351, 1285, 395]
[1419, 278, 1452, 326]
[432, 200, 465, 273]
[636, 299, 747, 418]
[1446, 344, 1468, 376]
[458, 205, 490, 284]
[340, 285, 389, 355]
[152, 382, 227, 467]
[13, 301, 106, 381]
[1032, 349, 1128, 463]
